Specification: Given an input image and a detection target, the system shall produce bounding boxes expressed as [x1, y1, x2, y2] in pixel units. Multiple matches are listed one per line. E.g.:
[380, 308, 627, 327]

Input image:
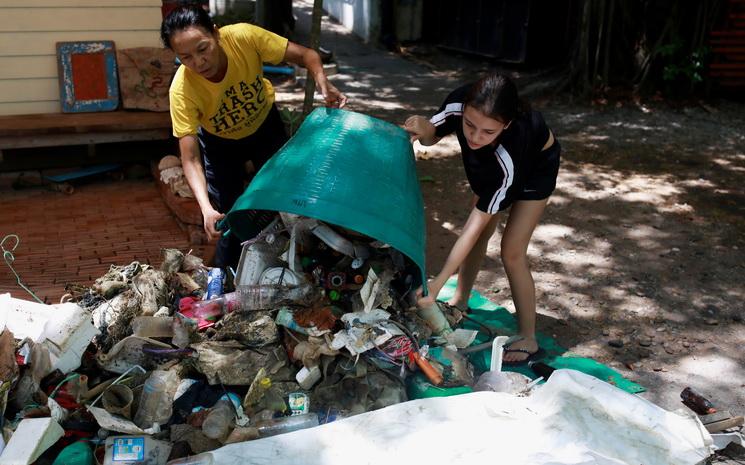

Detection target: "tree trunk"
[303, 0, 323, 116]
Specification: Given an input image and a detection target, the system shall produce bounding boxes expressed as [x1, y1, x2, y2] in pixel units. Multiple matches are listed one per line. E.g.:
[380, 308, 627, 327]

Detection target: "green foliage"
[659, 40, 709, 86]
[212, 4, 255, 27]
[278, 107, 305, 135]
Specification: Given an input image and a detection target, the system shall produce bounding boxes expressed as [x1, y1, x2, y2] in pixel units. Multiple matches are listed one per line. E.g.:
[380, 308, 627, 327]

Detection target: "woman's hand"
[316, 78, 347, 108]
[201, 206, 226, 241]
[403, 116, 437, 145]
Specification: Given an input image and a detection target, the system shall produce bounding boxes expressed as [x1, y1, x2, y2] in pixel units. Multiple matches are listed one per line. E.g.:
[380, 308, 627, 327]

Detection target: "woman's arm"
[179, 135, 224, 241]
[283, 42, 347, 108]
[422, 207, 494, 303]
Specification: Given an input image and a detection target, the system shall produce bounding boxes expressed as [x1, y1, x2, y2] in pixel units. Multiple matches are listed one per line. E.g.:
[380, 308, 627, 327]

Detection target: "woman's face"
[462, 105, 510, 150]
[170, 25, 224, 81]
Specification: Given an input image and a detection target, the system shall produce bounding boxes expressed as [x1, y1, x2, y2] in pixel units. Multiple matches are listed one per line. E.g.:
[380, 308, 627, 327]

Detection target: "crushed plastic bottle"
[236, 283, 320, 310]
[133, 370, 179, 429]
[202, 399, 235, 440]
[254, 412, 320, 438]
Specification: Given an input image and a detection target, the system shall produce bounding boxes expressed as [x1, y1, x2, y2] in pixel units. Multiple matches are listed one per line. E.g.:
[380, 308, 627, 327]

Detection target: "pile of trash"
[0, 212, 491, 464]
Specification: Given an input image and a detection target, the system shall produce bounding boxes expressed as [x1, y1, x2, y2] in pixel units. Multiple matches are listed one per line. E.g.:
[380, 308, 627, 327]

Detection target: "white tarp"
[190, 370, 714, 465]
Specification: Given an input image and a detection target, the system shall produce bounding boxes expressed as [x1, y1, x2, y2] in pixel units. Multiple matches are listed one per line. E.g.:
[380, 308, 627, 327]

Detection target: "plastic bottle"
[202, 399, 236, 440]
[254, 412, 320, 438]
[133, 370, 178, 429]
[204, 268, 225, 300]
[132, 316, 174, 338]
[680, 386, 717, 414]
[416, 302, 453, 337]
[236, 283, 319, 310]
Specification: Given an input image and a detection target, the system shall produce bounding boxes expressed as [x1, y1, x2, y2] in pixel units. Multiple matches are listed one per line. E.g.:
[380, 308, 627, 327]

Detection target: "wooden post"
[303, 0, 323, 116]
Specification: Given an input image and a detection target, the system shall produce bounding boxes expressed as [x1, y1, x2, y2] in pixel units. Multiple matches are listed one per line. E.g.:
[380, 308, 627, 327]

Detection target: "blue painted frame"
[56, 41, 119, 113]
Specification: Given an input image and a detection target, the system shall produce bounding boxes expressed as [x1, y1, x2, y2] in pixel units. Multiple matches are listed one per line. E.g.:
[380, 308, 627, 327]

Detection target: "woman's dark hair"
[160, 6, 215, 49]
[464, 72, 530, 124]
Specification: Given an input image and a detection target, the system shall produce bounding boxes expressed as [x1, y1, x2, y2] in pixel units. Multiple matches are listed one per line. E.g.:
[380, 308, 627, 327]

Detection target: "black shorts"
[515, 140, 561, 202]
[197, 104, 288, 268]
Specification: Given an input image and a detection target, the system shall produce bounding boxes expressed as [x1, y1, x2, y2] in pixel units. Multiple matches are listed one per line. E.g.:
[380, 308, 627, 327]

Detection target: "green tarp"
[408, 278, 646, 398]
[224, 107, 427, 285]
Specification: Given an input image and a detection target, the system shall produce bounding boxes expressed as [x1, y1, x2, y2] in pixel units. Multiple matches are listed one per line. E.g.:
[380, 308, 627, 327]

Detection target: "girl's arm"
[422, 207, 494, 302]
[283, 42, 347, 108]
[403, 116, 440, 146]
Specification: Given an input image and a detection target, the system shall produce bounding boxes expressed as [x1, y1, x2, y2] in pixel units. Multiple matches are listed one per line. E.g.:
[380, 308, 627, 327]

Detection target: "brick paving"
[0, 178, 213, 304]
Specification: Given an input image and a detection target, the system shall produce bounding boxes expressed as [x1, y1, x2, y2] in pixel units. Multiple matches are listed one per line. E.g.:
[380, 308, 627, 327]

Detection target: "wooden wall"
[0, 0, 163, 116]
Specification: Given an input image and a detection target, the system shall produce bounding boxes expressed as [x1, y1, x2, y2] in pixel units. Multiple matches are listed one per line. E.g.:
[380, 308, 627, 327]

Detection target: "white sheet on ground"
[193, 370, 713, 465]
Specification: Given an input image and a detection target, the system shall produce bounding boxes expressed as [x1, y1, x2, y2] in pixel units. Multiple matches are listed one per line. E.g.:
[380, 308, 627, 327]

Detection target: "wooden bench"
[709, 1, 745, 88]
[0, 110, 172, 161]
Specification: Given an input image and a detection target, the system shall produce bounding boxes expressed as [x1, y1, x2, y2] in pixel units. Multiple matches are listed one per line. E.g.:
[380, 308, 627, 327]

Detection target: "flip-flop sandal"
[501, 343, 546, 366]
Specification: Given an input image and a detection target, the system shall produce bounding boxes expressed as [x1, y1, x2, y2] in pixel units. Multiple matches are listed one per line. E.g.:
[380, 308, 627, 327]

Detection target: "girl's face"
[170, 26, 225, 82]
[462, 105, 510, 150]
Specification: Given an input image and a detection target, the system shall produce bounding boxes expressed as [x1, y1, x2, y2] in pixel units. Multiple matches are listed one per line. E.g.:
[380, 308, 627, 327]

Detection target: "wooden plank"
[0, 128, 171, 150]
[704, 416, 744, 433]
[0, 111, 172, 137]
[710, 70, 745, 76]
[0, 78, 58, 103]
[0, 55, 57, 80]
[711, 30, 745, 36]
[0, 8, 161, 33]
[4, 0, 158, 7]
[0, 31, 161, 56]
[710, 63, 745, 69]
[0, 100, 58, 115]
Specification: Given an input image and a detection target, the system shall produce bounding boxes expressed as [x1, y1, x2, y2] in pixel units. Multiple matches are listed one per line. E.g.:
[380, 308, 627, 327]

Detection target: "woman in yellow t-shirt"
[161, 6, 346, 268]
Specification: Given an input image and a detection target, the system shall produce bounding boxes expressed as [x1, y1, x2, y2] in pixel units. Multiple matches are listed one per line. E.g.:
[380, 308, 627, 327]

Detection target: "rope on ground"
[1, 234, 44, 304]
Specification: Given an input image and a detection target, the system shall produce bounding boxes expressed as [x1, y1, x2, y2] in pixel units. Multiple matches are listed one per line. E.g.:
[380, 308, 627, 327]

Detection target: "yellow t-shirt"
[169, 23, 288, 140]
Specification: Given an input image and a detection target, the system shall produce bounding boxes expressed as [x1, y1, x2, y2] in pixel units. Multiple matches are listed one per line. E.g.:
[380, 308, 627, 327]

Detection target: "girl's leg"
[500, 198, 548, 362]
[448, 212, 500, 309]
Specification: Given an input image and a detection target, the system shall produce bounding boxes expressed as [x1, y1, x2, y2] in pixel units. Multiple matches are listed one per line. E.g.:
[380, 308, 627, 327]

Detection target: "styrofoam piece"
[0, 293, 49, 341]
[0, 294, 99, 375]
[41, 302, 99, 374]
[0, 418, 64, 464]
[189, 370, 714, 465]
[489, 336, 510, 373]
[295, 365, 322, 390]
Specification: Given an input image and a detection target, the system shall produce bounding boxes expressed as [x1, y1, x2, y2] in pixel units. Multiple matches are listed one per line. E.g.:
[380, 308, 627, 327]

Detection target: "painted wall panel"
[0, 0, 163, 115]
[0, 79, 59, 104]
[0, 8, 161, 33]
